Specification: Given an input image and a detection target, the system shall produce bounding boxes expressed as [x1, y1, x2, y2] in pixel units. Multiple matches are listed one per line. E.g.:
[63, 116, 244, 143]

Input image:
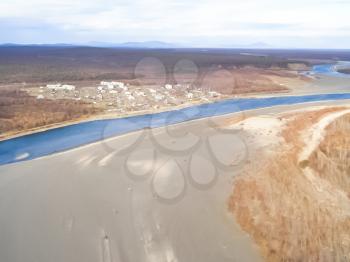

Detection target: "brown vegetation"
[228, 108, 350, 261]
[0, 87, 101, 137]
[230, 68, 292, 94]
[309, 114, 350, 197]
[0, 47, 308, 95]
[0, 47, 312, 139]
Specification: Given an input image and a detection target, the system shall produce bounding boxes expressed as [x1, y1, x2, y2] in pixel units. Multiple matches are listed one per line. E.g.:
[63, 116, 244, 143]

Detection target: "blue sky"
[0, 0, 349, 48]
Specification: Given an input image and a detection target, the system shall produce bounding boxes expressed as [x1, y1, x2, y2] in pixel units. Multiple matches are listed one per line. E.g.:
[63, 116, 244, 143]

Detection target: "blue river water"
[1, 93, 350, 165]
[0, 63, 350, 165]
[312, 62, 350, 78]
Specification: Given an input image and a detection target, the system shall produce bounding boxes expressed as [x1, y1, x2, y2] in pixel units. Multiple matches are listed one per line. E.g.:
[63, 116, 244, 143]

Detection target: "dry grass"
[207, 68, 292, 95]
[281, 107, 346, 145]
[0, 87, 101, 137]
[309, 114, 350, 197]
[228, 108, 350, 261]
[0, 47, 310, 96]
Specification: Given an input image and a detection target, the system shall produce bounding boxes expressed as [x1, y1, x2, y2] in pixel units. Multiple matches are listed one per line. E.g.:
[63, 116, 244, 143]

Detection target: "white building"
[154, 94, 164, 101]
[46, 84, 75, 91]
[113, 82, 125, 89]
[148, 88, 157, 94]
[208, 91, 219, 97]
[186, 92, 194, 99]
[165, 84, 173, 90]
[134, 91, 146, 97]
[100, 81, 127, 91]
[127, 95, 135, 101]
[46, 84, 61, 90]
[61, 84, 76, 91]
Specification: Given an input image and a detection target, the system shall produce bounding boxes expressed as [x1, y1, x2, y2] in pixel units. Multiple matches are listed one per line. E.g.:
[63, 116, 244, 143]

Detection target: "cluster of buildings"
[31, 80, 223, 113]
[35, 83, 77, 99]
[99, 81, 127, 91]
[44, 84, 76, 91]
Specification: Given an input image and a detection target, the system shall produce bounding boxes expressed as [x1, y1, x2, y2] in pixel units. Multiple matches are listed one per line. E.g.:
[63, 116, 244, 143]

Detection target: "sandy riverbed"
[1, 99, 350, 262]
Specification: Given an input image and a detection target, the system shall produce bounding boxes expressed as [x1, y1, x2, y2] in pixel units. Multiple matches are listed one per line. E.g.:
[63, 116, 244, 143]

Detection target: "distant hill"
[85, 41, 179, 48]
[0, 43, 75, 47]
[0, 43, 21, 47]
[0, 41, 179, 49]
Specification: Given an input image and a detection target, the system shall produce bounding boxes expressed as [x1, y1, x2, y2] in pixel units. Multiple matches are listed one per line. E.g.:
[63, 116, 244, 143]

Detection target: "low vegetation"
[309, 114, 350, 196]
[0, 87, 101, 137]
[228, 108, 350, 261]
[0, 47, 307, 86]
[0, 47, 312, 138]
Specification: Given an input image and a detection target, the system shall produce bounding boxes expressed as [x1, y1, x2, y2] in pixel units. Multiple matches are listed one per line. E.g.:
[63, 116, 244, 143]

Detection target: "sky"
[0, 0, 349, 48]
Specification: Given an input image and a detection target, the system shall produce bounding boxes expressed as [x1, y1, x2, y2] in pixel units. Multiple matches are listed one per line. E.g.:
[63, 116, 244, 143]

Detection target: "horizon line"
[1, 42, 350, 51]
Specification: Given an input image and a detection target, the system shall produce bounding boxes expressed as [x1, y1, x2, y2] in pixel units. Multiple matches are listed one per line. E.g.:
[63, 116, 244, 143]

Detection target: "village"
[28, 81, 223, 114]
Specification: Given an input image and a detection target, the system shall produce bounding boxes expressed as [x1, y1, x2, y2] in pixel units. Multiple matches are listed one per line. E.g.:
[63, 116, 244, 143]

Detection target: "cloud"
[0, 0, 349, 48]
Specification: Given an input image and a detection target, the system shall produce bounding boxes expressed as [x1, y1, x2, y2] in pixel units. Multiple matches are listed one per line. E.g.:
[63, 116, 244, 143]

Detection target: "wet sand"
[0, 110, 261, 262]
[0, 100, 349, 262]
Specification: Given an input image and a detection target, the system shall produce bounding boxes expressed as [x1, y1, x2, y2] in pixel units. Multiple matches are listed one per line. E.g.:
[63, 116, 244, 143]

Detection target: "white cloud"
[0, 0, 349, 47]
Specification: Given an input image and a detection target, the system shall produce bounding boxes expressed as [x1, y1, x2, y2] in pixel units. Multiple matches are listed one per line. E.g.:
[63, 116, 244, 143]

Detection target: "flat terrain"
[0, 86, 101, 137]
[0, 47, 314, 138]
[0, 106, 262, 262]
[0, 47, 309, 85]
[1, 47, 350, 261]
[2, 47, 350, 142]
[0, 100, 349, 262]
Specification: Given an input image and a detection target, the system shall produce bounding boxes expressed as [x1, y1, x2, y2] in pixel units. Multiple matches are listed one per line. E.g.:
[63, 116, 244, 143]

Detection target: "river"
[1, 65, 350, 165]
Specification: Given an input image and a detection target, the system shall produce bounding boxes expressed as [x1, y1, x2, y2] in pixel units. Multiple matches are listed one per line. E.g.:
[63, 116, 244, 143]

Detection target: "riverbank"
[7, 60, 350, 143]
[0, 88, 294, 142]
[0, 101, 270, 262]
[0, 73, 345, 143]
[1, 99, 349, 262]
[0, 96, 225, 141]
[5, 61, 350, 143]
[228, 105, 350, 261]
[1, 92, 350, 166]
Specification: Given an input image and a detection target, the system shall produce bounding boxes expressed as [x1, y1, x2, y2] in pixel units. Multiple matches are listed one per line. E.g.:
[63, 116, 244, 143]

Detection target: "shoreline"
[0, 98, 217, 141]
[1, 102, 349, 260]
[0, 89, 293, 142]
[1, 97, 350, 168]
[1, 90, 350, 143]
[0, 67, 310, 142]
[0, 61, 347, 143]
